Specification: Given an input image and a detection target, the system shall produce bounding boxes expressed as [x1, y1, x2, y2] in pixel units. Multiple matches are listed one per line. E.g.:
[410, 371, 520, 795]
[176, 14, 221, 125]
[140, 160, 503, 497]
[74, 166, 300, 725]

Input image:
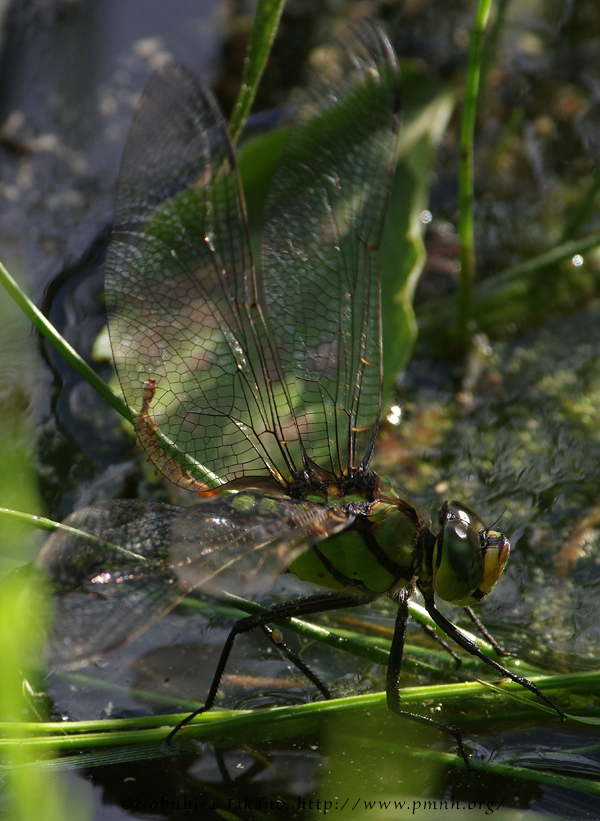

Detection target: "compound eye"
[432, 519, 484, 605]
[438, 500, 485, 531]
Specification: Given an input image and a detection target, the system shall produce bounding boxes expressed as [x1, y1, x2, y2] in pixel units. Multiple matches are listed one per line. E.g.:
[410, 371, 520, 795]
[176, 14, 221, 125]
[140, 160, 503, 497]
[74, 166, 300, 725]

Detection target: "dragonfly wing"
[36, 496, 353, 668]
[106, 25, 400, 493]
[262, 23, 401, 476]
[104, 66, 291, 488]
[39, 573, 179, 671]
[167, 491, 354, 596]
[36, 501, 183, 668]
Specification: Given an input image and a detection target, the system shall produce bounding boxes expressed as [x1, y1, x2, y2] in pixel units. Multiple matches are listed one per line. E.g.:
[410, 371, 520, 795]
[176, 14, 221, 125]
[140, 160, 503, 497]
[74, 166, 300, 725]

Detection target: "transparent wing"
[36, 496, 353, 668]
[105, 23, 400, 492]
[262, 23, 401, 476]
[35, 501, 183, 668]
[104, 65, 293, 487]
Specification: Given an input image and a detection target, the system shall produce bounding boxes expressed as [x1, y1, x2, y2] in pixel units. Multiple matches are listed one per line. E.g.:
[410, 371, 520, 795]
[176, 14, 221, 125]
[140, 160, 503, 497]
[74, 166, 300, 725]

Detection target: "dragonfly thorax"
[289, 491, 425, 595]
[285, 460, 381, 504]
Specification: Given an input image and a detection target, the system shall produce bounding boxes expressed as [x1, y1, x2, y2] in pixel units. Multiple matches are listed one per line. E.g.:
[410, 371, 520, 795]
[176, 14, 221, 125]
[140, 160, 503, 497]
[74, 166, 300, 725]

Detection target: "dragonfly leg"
[463, 605, 506, 656]
[261, 624, 331, 699]
[419, 623, 461, 668]
[387, 589, 471, 769]
[424, 597, 566, 720]
[165, 590, 372, 746]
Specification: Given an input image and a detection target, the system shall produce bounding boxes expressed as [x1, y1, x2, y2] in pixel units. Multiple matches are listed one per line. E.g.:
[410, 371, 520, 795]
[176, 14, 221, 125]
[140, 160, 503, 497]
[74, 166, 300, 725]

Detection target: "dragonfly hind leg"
[261, 623, 331, 699]
[165, 589, 375, 746]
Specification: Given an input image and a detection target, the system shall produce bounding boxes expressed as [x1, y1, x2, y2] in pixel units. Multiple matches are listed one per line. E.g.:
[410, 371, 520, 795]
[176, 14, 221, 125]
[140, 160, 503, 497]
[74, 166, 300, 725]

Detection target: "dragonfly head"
[431, 501, 510, 606]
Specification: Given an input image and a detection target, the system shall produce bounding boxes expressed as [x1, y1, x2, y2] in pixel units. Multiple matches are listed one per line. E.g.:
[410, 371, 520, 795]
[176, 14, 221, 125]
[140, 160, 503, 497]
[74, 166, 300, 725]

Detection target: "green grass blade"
[0, 260, 131, 424]
[4, 674, 600, 792]
[227, 0, 286, 146]
[418, 228, 600, 347]
[560, 165, 600, 243]
[457, 0, 495, 346]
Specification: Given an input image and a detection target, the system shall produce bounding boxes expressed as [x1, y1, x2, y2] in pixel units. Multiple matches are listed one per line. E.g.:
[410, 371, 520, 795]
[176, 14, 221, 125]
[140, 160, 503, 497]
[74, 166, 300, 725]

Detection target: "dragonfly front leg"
[165, 590, 373, 746]
[463, 605, 506, 655]
[423, 596, 566, 720]
[386, 588, 471, 769]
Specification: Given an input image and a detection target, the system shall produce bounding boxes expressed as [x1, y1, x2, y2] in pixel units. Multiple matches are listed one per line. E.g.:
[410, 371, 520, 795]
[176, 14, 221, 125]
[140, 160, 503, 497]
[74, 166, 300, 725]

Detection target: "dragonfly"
[36, 22, 563, 764]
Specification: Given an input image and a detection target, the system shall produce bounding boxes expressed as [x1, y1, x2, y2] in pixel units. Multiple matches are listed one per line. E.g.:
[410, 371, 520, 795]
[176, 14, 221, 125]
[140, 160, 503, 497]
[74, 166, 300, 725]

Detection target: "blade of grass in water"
[4, 675, 600, 793]
[456, 0, 495, 346]
[0, 260, 130, 423]
[6, 672, 596, 747]
[3, 731, 600, 797]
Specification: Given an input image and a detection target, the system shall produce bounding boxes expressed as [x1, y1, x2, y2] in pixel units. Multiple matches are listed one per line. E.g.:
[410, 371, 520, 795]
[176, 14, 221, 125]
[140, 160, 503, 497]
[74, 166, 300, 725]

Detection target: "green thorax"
[289, 489, 426, 595]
